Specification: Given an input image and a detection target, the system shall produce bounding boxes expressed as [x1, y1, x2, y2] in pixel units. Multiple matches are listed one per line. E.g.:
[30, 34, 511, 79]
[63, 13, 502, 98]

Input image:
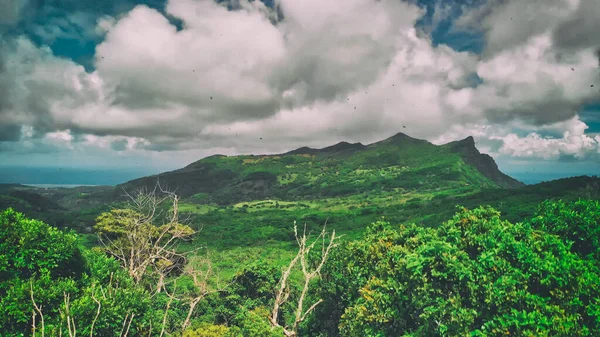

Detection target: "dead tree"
[180, 257, 227, 331]
[270, 221, 340, 337]
[30, 282, 45, 337]
[94, 184, 195, 291]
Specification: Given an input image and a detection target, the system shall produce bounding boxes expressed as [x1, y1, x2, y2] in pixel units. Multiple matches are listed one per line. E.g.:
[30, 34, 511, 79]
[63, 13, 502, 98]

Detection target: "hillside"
[118, 132, 524, 205]
[0, 184, 113, 230]
[3, 133, 599, 240]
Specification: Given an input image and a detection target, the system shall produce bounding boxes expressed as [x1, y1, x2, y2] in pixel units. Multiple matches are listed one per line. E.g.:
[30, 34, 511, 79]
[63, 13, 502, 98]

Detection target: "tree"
[94, 187, 195, 290]
[180, 257, 227, 331]
[316, 206, 600, 337]
[527, 199, 600, 259]
[270, 222, 340, 337]
[0, 208, 84, 336]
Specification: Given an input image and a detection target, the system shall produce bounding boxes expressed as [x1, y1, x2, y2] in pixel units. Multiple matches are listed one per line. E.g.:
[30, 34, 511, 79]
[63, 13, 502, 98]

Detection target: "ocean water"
[24, 184, 99, 188]
[0, 166, 162, 186]
[508, 172, 599, 185]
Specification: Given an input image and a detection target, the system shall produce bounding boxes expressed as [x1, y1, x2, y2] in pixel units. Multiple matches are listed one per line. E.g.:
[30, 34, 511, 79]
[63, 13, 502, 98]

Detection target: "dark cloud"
[0, 0, 44, 30]
[0, 125, 22, 141]
[0, 41, 17, 141]
[553, 1, 600, 52]
[486, 97, 579, 126]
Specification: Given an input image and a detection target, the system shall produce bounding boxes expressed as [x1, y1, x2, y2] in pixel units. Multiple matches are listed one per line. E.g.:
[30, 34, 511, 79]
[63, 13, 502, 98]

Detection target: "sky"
[0, 0, 599, 184]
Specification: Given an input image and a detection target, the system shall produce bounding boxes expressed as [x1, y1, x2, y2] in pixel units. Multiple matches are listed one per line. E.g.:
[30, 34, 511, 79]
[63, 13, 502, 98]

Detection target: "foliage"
[183, 322, 232, 337]
[528, 199, 600, 259]
[316, 207, 600, 337]
[0, 208, 165, 337]
[232, 307, 285, 337]
[3, 180, 600, 337]
[0, 208, 85, 335]
[94, 191, 195, 288]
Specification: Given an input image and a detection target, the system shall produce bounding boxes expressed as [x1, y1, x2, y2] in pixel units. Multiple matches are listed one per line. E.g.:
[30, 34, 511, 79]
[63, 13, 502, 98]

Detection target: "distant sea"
[508, 172, 599, 185]
[0, 166, 163, 186]
[24, 184, 99, 188]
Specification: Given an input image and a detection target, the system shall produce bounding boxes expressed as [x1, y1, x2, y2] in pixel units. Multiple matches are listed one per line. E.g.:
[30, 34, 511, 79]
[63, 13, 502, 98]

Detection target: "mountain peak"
[443, 136, 524, 188]
[444, 135, 479, 155]
[462, 135, 475, 146]
[119, 131, 524, 202]
[285, 141, 365, 155]
[389, 132, 416, 140]
[372, 132, 429, 146]
[320, 141, 365, 153]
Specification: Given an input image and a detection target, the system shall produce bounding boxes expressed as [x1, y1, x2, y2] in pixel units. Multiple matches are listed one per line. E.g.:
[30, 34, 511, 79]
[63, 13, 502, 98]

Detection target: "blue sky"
[0, 0, 598, 184]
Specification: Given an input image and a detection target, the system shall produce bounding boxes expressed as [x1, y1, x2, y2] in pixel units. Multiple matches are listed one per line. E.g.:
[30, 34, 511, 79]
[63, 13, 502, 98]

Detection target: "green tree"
[528, 199, 600, 259]
[94, 189, 195, 291]
[0, 208, 85, 336]
[0, 208, 167, 336]
[316, 206, 600, 337]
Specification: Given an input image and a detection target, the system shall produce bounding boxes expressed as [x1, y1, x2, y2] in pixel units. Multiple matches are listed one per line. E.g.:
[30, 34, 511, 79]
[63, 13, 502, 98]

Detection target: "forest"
[1, 134, 600, 336]
[2, 192, 600, 336]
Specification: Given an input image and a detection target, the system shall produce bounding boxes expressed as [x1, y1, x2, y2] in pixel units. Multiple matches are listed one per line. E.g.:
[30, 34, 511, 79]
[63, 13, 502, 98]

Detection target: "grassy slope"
[2, 133, 598, 278]
[119, 133, 511, 206]
[176, 176, 599, 278]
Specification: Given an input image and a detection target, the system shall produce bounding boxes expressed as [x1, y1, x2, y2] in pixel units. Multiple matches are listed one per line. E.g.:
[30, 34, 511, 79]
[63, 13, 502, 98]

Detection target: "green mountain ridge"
[1, 132, 598, 235]
[118, 132, 524, 204]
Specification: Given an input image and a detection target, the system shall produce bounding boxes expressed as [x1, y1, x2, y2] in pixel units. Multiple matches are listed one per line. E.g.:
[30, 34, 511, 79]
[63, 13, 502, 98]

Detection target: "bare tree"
[270, 221, 341, 337]
[62, 293, 76, 337]
[90, 288, 101, 337]
[94, 184, 195, 290]
[30, 282, 45, 337]
[181, 257, 228, 331]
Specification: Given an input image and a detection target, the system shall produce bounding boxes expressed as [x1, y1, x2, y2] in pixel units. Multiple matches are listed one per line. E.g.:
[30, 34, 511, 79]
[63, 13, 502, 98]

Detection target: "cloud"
[0, 37, 104, 137]
[433, 116, 600, 161]
[1, 0, 600, 172]
[455, 0, 579, 57]
[553, 0, 600, 52]
[473, 33, 600, 125]
[494, 131, 600, 161]
[0, 0, 43, 29]
[96, 1, 285, 118]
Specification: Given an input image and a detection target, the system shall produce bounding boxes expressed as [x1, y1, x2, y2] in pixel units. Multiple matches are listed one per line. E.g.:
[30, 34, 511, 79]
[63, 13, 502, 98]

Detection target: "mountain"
[442, 136, 523, 189]
[117, 132, 524, 205]
[1, 132, 598, 238]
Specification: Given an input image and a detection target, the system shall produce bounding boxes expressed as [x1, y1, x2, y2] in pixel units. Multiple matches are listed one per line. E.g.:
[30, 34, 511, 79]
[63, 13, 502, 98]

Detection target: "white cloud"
[1, 0, 600, 172]
[434, 116, 600, 161]
[455, 0, 580, 56]
[493, 131, 600, 160]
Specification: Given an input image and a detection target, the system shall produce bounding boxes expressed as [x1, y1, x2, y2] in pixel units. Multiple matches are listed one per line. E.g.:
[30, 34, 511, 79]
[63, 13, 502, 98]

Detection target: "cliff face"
[446, 136, 525, 189]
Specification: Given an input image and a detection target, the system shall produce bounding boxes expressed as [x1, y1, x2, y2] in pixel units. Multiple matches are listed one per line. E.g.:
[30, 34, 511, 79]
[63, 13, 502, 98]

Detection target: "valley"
[2, 132, 598, 276]
[2, 131, 600, 337]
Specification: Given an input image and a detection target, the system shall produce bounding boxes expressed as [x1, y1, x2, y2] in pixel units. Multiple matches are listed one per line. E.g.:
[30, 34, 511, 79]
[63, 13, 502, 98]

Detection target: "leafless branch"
[119, 313, 130, 337]
[159, 280, 177, 337]
[90, 288, 101, 337]
[122, 313, 134, 337]
[181, 257, 229, 331]
[270, 221, 341, 337]
[96, 186, 196, 291]
[63, 292, 76, 337]
[30, 281, 45, 337]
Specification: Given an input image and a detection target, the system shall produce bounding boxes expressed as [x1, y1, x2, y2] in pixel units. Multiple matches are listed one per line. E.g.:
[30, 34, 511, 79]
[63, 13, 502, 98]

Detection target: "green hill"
[118, 132, 523, 205]
[2, 132, 598, 243]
